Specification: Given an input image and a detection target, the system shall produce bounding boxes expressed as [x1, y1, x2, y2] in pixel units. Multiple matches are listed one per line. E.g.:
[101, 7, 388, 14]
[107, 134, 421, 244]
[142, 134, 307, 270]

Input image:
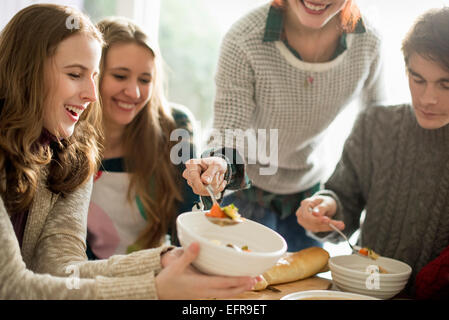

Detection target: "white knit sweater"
[210, 3, 387, 194]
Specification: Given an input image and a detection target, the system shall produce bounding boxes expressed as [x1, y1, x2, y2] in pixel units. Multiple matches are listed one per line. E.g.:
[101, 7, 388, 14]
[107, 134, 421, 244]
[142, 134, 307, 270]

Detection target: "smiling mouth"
[64, 104, 84, 118]
[112, 98, 138, 110]
[301, 0, 330, 12]
[117, 101, 136, 110]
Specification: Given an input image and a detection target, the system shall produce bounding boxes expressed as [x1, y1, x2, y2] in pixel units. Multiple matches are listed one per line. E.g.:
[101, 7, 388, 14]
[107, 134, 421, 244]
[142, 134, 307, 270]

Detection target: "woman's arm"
[182, 27, 258, 197]
[29, 177, 167, 299]
[1, 196, 253, 299]
[0, 196, 157, 299]
[31, 175, 255, 300]
[32, 178, 168, 279]
[204, 26, 257, 168]
[209, 28, 257, 149]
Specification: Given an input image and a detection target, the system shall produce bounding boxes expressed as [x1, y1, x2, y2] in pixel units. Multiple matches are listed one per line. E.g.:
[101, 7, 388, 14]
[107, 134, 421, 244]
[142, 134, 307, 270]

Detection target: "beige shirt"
[0, 176, 169, 299]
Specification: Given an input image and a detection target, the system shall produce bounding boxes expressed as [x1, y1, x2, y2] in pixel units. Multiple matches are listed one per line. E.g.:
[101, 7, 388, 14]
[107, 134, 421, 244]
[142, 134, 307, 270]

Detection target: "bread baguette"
[254, 247, 329, 290]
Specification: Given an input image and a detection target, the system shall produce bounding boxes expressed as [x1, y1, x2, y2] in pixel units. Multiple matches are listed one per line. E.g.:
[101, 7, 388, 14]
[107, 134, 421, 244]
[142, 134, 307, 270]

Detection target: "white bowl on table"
[176, 211, 287, 277]
[329, 254, 412, 299]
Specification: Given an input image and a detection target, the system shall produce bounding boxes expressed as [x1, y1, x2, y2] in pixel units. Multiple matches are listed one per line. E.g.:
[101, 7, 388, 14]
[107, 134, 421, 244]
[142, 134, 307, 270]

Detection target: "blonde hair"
[0, 4, 104, 214]
[96, 18, 182, 249]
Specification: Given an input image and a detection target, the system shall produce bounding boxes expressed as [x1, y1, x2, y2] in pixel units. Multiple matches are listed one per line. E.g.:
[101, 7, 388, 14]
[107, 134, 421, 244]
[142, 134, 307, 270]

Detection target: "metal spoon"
[327, 222, 361, 254]
[308, 206, 361, 254]
[326, 222, 384, 260]
[203, 185, 243, 226]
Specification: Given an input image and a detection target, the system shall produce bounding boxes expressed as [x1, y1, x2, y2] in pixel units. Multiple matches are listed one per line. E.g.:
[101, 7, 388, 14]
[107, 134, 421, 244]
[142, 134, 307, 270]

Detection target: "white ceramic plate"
[280, 290, 379, 300]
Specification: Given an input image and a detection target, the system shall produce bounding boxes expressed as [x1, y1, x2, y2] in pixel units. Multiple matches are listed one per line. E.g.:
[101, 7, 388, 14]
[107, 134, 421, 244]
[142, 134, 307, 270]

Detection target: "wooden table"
[226, 276, 332, 300]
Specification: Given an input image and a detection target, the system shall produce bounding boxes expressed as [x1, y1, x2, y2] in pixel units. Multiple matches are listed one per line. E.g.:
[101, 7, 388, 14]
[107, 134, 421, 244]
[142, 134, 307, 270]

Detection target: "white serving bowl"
[329, 254, 412, 299]
[176, 211, 287, 277]
[281, 290, 379, 300]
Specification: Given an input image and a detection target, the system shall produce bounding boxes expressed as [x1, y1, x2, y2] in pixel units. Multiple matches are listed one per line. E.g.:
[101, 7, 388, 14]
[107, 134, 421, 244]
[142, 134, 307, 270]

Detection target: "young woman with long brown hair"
[0, 4, 256, 299]
[86, 17, 199, 259]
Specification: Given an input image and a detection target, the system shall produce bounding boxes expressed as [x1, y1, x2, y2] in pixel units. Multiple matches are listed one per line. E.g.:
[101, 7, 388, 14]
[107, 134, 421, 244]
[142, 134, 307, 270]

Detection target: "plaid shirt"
[202, 144, 320, 219]
[232, 182, 321, 220]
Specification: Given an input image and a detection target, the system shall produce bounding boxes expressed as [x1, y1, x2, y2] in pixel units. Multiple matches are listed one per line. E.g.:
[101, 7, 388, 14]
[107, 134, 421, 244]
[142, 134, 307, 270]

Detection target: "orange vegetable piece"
[206, 203, 226, 218]
[359, 248, 369, 256]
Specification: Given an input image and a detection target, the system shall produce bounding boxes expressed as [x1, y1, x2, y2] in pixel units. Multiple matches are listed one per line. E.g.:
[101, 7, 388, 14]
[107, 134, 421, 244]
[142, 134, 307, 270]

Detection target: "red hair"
[271, 0, 361, 32]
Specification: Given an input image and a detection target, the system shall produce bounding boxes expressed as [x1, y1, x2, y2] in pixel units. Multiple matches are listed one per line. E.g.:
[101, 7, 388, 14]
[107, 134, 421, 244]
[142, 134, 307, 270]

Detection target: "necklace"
[303, 35, 324, 88]
[283, 18, 341, 88]
[304, 74, 315, 87]
[282, 29, 324, 88]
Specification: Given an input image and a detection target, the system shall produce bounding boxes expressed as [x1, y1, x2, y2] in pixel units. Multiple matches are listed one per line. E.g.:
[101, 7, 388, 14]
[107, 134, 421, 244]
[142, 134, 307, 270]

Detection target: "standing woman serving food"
[0, 4, 256, 299]
[183, 0, 387, 251]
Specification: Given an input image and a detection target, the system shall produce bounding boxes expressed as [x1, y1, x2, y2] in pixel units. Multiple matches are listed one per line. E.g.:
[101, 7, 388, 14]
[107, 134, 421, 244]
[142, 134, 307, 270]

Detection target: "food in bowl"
[375, 265, 389, 274]
[209, 239, 251, 252]
[358, 247, 380, 260]
[226, 243, 251, 252]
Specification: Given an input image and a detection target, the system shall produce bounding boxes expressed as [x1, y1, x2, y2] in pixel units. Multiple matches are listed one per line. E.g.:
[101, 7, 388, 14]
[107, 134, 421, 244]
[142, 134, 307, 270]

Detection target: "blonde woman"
[86, 18, 199, 259]
[0, 4, 256, 299]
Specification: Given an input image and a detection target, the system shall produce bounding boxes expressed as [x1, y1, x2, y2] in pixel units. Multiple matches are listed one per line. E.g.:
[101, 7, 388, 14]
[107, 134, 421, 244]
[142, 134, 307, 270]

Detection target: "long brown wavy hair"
[0, 4, 104, 215]
[96, 18, 183, 249]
